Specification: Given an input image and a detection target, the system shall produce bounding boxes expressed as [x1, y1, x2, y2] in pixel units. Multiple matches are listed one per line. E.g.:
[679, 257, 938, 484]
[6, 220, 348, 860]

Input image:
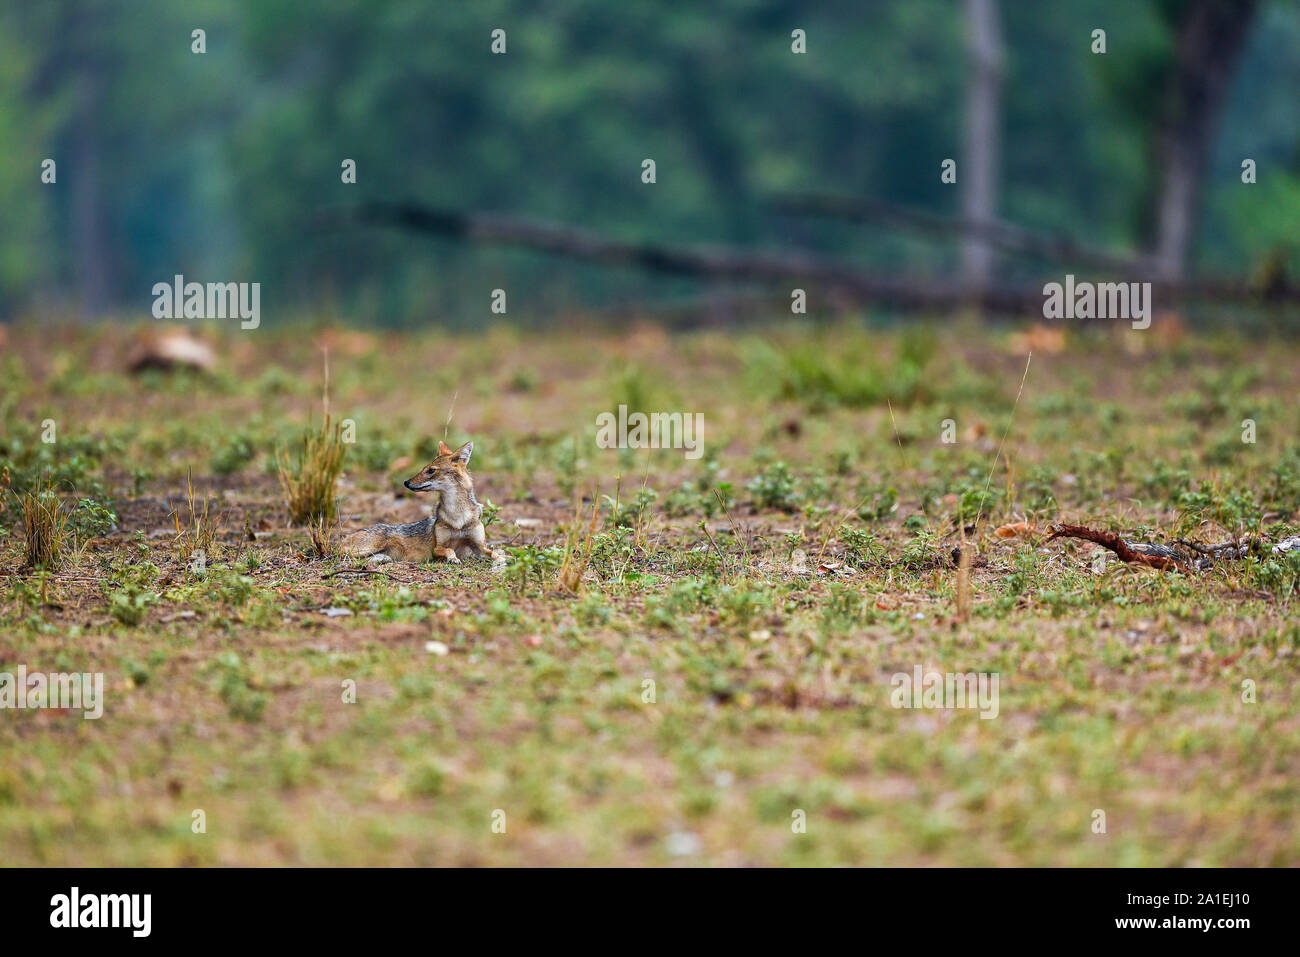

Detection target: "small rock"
[425, 640, 450, 656]
[126, 326, 216, 374]
[665, 831, 701, 857]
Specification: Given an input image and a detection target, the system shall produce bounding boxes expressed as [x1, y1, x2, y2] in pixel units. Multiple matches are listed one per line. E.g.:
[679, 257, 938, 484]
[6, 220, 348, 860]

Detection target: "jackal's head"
[404, 440, 473, 493]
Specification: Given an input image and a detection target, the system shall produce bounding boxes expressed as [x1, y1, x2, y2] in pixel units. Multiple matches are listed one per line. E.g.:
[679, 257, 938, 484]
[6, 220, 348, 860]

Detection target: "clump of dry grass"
[277, 413, 346, 526]
[308, 513, 337, 558]
[18, 478, 70, 571]
[172, 470, 223, 566]
[557, 491, 600, 594]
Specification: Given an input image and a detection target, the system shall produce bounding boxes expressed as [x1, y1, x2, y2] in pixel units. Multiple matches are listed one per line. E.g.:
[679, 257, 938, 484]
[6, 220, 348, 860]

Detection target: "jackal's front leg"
[464, 525, 504, 562]
[432, 546, 461, 564]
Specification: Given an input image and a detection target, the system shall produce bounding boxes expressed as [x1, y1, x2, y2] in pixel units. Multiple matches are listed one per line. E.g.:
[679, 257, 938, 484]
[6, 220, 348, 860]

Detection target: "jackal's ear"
[452, 441, 473, 465]
[437, 441, 452, 456]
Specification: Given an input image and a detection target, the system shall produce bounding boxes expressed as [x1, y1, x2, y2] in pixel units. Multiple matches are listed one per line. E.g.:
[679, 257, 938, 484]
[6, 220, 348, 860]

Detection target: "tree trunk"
[70, 69, 112, 317]
[1152, 0, 1260, 280]
[961, 0, 1003, 290]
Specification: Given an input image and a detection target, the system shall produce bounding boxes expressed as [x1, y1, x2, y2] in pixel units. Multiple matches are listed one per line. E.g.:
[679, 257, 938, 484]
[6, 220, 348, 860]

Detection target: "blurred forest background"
[1, 0, 1297, 326]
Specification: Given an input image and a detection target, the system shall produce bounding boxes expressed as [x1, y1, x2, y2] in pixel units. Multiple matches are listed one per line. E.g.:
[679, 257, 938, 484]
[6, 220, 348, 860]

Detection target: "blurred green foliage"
[1, 0, 1298, 322]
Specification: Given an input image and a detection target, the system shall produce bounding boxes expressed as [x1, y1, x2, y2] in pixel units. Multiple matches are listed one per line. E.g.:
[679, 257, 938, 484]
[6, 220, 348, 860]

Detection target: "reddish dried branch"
[1046, 524, 1193, 573]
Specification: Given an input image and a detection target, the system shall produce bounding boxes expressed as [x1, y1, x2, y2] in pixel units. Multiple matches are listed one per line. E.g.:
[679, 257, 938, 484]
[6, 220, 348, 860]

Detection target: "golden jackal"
[344, 440, 499, 564]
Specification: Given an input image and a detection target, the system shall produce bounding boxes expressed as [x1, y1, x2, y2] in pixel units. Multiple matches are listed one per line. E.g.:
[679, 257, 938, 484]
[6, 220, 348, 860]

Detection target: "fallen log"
[771, 192, 1159, 274]
[328, 200, 1300, 313]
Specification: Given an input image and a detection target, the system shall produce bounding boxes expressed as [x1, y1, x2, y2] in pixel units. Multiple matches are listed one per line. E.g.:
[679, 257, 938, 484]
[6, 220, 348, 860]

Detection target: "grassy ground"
[1, 317, 1298, 866]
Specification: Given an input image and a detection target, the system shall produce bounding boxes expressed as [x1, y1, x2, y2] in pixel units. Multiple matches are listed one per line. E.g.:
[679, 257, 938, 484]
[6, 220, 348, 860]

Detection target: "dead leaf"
[1008, 323, 1066, 355]
[995, 521, 1035, 539]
